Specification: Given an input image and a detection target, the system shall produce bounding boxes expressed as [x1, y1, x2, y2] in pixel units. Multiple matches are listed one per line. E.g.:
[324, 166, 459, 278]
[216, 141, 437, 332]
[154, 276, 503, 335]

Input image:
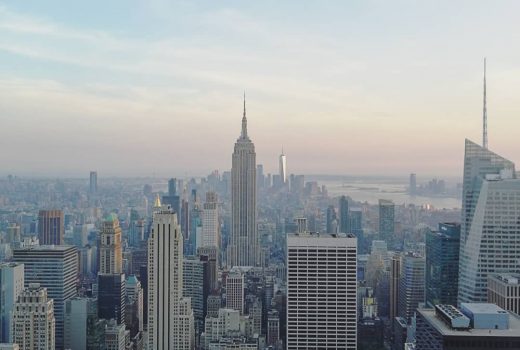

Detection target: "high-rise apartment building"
[378, 199, 395, 241]
[98, 214, 122, 274]
[287, 231, 357, 350]
[458, 140, 520, 303]
[13, 245, 77, 350]
[38, 210, 64, 245]
[225, 271, 244, 315]
[279, 149, 287, 184]
[12, 283, 55, 350]
[0, 263, 24, 343]
[398, 253, 425, 322]
[89, 171, 97, 195]
[147, 204, 194, 350]
[339, 195, 350, 234]
[425, 223, 460, 307]
[229, 98, 258, 267]
[201, 192, 219, 249]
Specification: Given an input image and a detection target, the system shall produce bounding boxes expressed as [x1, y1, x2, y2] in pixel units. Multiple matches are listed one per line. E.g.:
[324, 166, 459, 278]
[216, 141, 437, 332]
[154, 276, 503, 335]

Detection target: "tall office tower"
[64, 297, 105, 350]
[12, 283, 55, 350]
[183, 256, 210, 337]
[98, 273, 126, 325]
[125, 275, 144, 337]
[416, 304, 520, 349]
[458, 139, 520, 304]
[229, 97, 258, 267]
[378, 199, 395, 241]
[202, 192, 220, 249]
[326, 205, 338, 234]
[38, 210, 64, 245]
[389, 254, 401, 324]
[425, 223, 460, 307]
[409, 173, 417, 195]
[339, 195, 350, 234]
[104, 319, 126, 350]
[279, 148, 287, 184]
[0, 263, 24, 343]
[256, 164, 265, 189]
[147, 204, 194, 350]
[98, 214, 123, 274]
[287, 231, 357, 350]
[13, 245, 77, 350]
[225, 271, 244, 315]
[398, 253, 425, 322]
[487, 274, 520, 315]
[168, 178, 177, 196]
[6, 224, 21, 244]
[89, 171, 98, 195]
[197, 246, 218, 292]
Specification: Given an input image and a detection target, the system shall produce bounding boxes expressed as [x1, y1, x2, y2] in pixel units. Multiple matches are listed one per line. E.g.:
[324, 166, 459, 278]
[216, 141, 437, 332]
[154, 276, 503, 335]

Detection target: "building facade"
[0, 263, 24, 343]
[98, 214, 123, 274]
[488, 274, 520, 315]
[398, 253, 425, 322]
[37, 210, 64, 245]
[286, 232, 357, 349]
[378, 199, 395, 241]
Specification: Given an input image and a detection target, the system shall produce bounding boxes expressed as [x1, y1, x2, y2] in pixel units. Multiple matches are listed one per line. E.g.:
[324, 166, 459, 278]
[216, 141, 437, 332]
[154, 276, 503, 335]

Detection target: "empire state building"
[229, 97, 258, 267]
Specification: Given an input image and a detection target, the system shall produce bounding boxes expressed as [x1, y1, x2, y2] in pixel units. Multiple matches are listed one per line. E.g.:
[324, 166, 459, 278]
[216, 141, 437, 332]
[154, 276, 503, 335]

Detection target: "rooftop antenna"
[483, 58, 488, 149]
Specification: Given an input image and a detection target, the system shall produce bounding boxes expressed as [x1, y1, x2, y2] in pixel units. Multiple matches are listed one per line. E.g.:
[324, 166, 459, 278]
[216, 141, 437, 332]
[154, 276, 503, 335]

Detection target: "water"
[317, 178, 461, 209]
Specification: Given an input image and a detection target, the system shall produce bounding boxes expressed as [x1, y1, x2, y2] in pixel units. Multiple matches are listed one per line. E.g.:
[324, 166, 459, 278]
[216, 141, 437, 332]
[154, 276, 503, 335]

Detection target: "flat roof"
[461, 303, 508, 315]
[418, 308, 520, 337]
[14, 245, 75, 251]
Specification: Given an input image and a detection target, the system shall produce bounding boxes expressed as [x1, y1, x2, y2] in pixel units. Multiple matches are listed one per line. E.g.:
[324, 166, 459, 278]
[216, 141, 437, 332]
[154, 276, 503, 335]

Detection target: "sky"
[1, 0, 520, 178]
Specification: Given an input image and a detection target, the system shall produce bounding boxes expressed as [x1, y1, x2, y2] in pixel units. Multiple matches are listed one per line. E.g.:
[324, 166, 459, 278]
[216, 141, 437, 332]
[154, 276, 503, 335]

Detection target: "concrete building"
[98, 214, 123, 274]
[229, 98, 258, 267]
[147, 202, 194, 350]
[226, 272, 244, 315]
[64, 297, 105, 350]
[13, 245, 77, 350]
[12, 284, 55, 350]
[37, 210, 64, 245]
[0, 263, 24, 343]
[287, 231, 357, 349]
[398, 253, 425, 322]
[201, 192, 220, 249]
[104, 319, 125, 350]
[488, 274, 520, 315]
[416, 304, 520, 349]
[183, 256, 210, 336]
[458, 140, 520, 303]
[125, 275, 144, 337]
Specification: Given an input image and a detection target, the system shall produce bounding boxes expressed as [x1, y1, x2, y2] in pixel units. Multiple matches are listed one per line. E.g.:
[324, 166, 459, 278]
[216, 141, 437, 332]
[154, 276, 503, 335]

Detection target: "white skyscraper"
[12, 283, 55, 350]
[225, 271, 244, 315]
[458, 139, 520, 303]
[287, 230, 357, 350]
[201, 191, 219, 249]
[279, 148, 287, 184]
[0, 263, 24, 344]
[229, 97, 258, 267]
[147, 202, 194, 350]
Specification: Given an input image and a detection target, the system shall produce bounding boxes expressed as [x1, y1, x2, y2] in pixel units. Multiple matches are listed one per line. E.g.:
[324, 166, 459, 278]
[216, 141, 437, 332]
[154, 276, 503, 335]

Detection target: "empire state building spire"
[241, 92, 248, 139]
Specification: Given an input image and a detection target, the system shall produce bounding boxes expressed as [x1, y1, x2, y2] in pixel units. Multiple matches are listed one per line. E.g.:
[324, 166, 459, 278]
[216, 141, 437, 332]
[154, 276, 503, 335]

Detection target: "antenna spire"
[241, 91, 248, 139]
[483, 58, 488, 149]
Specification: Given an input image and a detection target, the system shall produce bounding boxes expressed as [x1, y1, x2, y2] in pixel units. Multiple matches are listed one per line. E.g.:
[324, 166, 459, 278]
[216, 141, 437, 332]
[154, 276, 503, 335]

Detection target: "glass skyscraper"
[458, 139, 520, 303]
[425, 222, 460, 307]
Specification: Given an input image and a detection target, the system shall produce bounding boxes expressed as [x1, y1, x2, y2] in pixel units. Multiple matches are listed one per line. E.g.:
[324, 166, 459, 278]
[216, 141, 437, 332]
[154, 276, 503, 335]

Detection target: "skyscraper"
[89, 171, 97, 195]
[398, 253, 425, 322]
[0, 263, 24, 343]
[147, 204, 194, 350]
[389, 254, 401, 324]
[98, 273, 126, 325]
[225, 271, 244, 315]
[98, 214, 123, 274]
[64, 297, 105, 350]
[458, 139, 520, 303]
[12, 283, 55, 350]
[201, 191, 219, 249]
[339, 195, 350, 234]
[326, 205, 338, 234]
[13, 245, 77, 350]
[425, 223, 460, 307]
[38, 210, 64, 245]
[378, 199, 395, 241]
[279, 148, 287, 185]
[287, 231, 357, 350]
[229, 96, 258, 267]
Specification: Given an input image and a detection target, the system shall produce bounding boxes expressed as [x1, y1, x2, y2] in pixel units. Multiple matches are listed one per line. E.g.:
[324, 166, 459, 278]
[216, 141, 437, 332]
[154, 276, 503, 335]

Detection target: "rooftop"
[491, 274, 520, 285]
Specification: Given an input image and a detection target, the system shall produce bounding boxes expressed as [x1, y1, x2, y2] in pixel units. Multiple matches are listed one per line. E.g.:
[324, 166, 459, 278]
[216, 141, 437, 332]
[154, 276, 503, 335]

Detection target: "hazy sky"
[1, 0, 520, 178]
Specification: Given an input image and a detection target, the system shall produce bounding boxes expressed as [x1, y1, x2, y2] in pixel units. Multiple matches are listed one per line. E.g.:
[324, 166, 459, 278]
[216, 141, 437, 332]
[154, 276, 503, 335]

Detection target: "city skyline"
[2, 1, 520, 177]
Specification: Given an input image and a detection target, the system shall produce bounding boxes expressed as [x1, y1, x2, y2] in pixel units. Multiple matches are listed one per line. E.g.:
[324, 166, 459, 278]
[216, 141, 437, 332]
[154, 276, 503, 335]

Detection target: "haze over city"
[2, 1, 520, 177]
